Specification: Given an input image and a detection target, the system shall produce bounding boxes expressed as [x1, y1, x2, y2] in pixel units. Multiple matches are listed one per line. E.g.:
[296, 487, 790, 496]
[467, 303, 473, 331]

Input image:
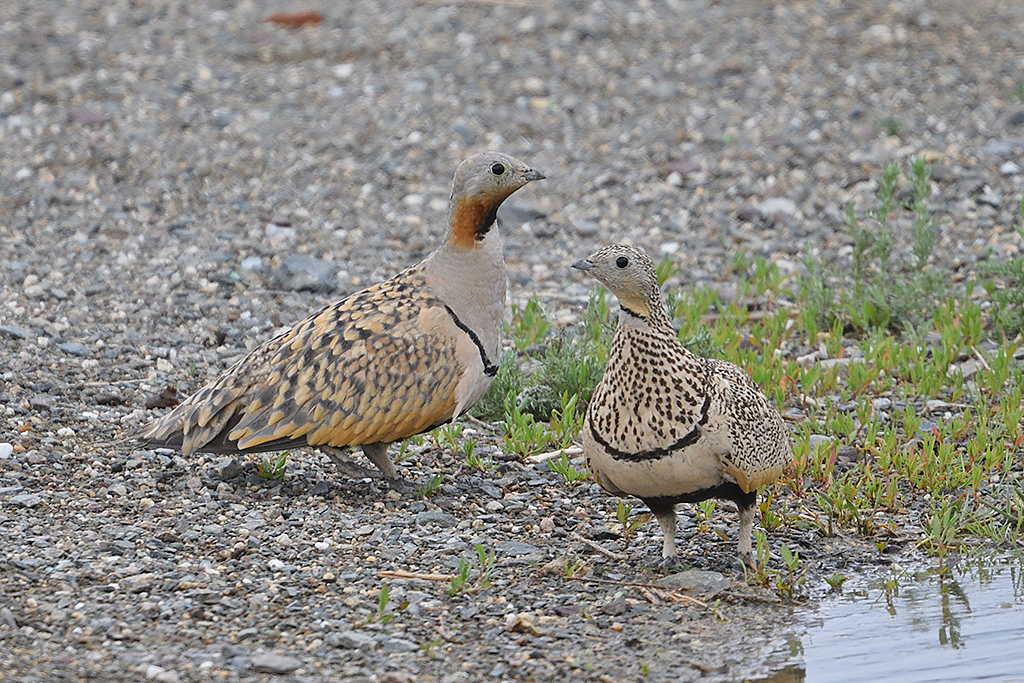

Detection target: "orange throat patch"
[448, 195, 505, 250]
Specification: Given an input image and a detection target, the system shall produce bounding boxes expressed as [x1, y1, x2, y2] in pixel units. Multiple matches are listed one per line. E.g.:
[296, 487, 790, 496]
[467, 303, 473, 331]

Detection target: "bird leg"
[647, 502, 680, 569]
[737, 500, 755, 567]
[319, 445, 379, 480]
[361, 442, 411, 492]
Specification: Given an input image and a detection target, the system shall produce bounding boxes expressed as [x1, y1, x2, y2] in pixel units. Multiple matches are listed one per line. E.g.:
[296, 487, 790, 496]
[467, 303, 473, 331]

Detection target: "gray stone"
[326, 630, 376, 650]
[0, 325, 31, 340]
[977, 192, 1002, 208]
[250, 653, 302, 674]
[414, 510, 456, 527]
[1001, 160, 1021, 176]
[756, 197, 798, 217]
[9, 494, 42, 508]
[808, 434, 835, 450]
[658, 569, 730, 594]
[212, 458, 243, 481]
[381, 637, 418, 653]
[497, 540, 542, 556]
[272, 254, 337, 293]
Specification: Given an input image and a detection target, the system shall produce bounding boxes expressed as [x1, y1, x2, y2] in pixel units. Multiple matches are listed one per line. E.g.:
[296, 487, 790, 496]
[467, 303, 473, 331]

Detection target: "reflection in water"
[792, 556, 1022, 683]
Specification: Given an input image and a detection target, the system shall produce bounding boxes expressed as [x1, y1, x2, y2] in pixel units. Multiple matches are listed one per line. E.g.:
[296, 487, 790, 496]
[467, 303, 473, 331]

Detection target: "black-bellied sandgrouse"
[572, 245, 791, 563]
[138, 152, 545, 488]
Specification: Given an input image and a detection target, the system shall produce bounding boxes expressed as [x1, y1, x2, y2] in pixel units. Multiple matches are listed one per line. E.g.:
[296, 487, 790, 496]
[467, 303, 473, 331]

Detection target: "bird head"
[448, 152, 545, 249]
[572, 244, 663, 321]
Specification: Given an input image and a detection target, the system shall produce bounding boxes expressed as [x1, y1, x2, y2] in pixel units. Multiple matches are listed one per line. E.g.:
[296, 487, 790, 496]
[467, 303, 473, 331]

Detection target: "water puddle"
[757, 556, 1024, 682]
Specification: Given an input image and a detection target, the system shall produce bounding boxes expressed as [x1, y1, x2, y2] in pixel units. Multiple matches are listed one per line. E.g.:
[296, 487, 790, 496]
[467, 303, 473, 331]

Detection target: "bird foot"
[384, 476, 414, 493]
[326, 456, 379, 481]
[656, 554, 682, 571]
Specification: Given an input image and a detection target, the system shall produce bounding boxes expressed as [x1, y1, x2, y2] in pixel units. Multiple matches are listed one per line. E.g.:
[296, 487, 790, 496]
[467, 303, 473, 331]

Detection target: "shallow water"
[759, 556, 1024, 683]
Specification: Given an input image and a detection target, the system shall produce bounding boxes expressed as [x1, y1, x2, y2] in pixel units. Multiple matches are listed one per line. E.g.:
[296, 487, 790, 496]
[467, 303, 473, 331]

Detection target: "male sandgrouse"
[572, 245, 791, 562]
[138, 152, 545, 488]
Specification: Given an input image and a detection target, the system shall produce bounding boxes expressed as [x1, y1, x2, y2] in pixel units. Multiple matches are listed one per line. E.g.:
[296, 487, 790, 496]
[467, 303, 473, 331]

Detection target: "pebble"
[496, 541, 543, 556]
[272, 254, 338, 293]
[872, 398, 892, 411]
[808, 435, 835, 450]
[250, 653, 303, 674]
[9, 494, 42, 508]
[326, 630, 376, 650]
[658, 570, 730, 594]
[381, 637, 419, 653]
[0, 325, 31, 340]
[756, 197, 798, 217]
[414, 510, 457, 527]
[1001, 161, 1021, 176]
[0, 443, 13, 459]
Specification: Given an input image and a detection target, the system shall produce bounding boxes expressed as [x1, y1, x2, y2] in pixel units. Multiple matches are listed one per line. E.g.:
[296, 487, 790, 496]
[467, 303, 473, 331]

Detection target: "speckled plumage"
[573, 245, 791, 560]
[138, 152, 544, 486]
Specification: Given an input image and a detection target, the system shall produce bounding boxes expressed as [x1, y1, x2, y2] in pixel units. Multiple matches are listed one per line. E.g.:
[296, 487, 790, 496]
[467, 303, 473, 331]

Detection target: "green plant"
[462, 441, 490, 472]
[417, 473, 443, 499]
[502, 395, 551, 457]
[432, 423, 464, 455]
[980, 196, 1024, 337]
[367, 583, 400, 624]
[801, 159, 947, 335]
[616, 500, 652, 550]
[878, 114, 902, 137]
[549, 451, 588, 486]
[447, 544, 496, 596]
[258, 451, 289, 480]
[511, 296, 552, 351]
[775, 543, 808, 601]
[825, 571, 847, 592]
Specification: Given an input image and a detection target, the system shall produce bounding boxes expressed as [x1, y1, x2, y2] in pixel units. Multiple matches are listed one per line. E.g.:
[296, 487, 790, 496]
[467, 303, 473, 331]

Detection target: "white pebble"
[0, 443, 13, 459]
[268, 559, 286, 571]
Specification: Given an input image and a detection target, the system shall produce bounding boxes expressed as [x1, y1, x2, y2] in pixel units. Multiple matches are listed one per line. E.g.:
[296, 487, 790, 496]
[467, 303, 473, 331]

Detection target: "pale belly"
[582, 425, 728, 499]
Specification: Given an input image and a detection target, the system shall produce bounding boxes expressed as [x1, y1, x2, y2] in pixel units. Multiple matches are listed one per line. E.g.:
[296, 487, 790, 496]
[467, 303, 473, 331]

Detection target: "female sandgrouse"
[572, 245, 791, 562]
[138, 152, 545, 488]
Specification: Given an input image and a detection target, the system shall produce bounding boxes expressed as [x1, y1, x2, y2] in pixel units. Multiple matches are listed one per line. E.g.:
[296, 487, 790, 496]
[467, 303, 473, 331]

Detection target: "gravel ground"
[2, 0, 1024, 681]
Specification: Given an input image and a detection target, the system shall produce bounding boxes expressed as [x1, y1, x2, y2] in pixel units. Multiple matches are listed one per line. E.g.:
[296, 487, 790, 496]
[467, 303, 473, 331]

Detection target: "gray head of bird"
[572, 244, 665, 321]
[448, 152, 545, 249]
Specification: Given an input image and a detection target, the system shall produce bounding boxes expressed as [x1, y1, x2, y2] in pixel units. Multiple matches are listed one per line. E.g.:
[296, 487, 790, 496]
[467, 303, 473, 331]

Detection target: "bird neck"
[446, 190, 515, 250]
[617, 294, 672, 331]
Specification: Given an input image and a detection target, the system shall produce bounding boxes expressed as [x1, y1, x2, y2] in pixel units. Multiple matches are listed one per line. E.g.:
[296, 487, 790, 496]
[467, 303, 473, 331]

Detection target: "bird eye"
[490, 162, 506, 176]
[616, 256, 629, 268]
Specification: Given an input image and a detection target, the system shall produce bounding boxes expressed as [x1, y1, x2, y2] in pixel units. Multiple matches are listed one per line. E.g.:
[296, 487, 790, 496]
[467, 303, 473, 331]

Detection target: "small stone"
[496, 540, 542, 556]
[58, 342, 89, 357]
[1009, 111, 1024, 127]
[326, 630, 376, 650]
[1001, 161, 1021, 176]
[658, 569, 730, 594]
[977, 192, 1002, 208]
[601, 597, 630, 616]
[68, 106, 107, 126]
[272, 254, 338, 293]
[414, 510, 457, 527]
[9, 494, 42, 508]
[485, 500, 504, 512]
[808, 435, 835, 450]
[539, 517, 556, 533]
[756, 197, 797, 217]
[250, 653, 302, 674]
[122, 573, 156, 592]
[268, 559, 286, 571]
[872, 397, 892, 411]
[381, 637, 418, 653]
[213, 458, 243, 481]
[0, 443, 14, 459]
[0, 325, 32, 340]
[145, 665, 165, 679]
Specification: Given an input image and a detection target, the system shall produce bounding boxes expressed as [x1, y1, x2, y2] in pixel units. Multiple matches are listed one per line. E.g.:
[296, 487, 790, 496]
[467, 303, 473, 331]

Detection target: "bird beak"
[571, 258, 594, 271]
[523, 169, 546, 182]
